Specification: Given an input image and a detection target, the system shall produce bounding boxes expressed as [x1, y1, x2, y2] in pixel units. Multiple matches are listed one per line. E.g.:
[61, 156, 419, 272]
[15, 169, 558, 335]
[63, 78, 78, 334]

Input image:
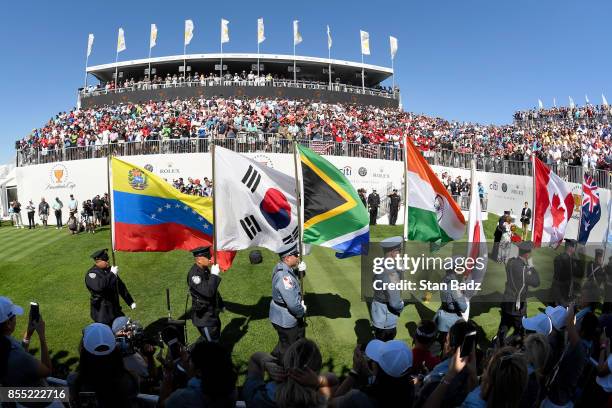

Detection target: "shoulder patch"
[282, 275, 294, 290]
[192, 275, 202, 285]
[88, 272, 97, 279]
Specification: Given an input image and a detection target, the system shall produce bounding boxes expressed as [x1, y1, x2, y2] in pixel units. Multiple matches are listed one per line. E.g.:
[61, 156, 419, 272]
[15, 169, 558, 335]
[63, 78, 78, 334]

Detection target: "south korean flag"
[214, 146, 299, 251]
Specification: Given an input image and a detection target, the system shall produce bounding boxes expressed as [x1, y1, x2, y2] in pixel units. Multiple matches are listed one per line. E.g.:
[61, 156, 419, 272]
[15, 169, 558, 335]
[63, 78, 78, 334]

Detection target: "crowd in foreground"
[4, 238, 612, 407]
[14, 93, 612, 171]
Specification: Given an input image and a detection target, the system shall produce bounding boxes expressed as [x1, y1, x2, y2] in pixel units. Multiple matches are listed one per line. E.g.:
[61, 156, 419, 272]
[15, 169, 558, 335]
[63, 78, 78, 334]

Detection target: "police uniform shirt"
[269, 262, 304, 329]
[85, 265, 134, 325]
[389, 194, 401, 209]
[187, 264, 222, 328]
[371, 265, 404, 330]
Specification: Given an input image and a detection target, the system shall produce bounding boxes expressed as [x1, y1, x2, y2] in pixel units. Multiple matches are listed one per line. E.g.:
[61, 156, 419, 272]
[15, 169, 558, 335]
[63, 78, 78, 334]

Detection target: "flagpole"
[391, 56, 394, 97]
[328, 42, 332, 90]
[293, 42, 297, 83]
[107, 154, 116, 266]
[183, 42, 187, 81]
[84, 52, 90, 90]
[220, 42, 223, 81]
[603, 197, 612, 263]
[292, 140, 305, 297]
[257, 41, 260, 78]
[114, 49, 119, 90]
[402, 135, 409, 242]
[361, 53, 365, 92]
[211, 133, 218, 265]
[577, 172, 586, 242]
[531, 155, 536, 243]
[148, 39, 152, 80]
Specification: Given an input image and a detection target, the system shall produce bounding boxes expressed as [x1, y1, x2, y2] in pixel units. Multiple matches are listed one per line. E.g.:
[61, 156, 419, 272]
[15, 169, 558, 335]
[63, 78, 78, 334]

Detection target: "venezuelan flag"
[111, 157, 234, 270]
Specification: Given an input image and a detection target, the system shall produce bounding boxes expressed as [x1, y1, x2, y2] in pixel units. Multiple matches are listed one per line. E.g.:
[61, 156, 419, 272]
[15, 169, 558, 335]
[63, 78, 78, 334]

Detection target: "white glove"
[298, 261, 307, 272]
[301, 300, 307, 313]
[130, 302, 136, 310]
[211, 264, 220, 276]
[111, 266, 119, 275]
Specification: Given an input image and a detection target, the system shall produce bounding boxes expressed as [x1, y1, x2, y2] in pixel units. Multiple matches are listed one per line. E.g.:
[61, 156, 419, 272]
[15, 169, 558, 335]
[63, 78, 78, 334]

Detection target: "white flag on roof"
[150, 24, 157, 49]
[221, 19, 229, 44]
[116, 28, 126, 53]
[390, 36, 398, 59]
[214, 147, 298, 251]
[258, 18, 265, 44]
[87, 33, 94, 57]
[184, 19, 194, 46]
[293, 20, 302, 46]
[360, 30, 370, 55]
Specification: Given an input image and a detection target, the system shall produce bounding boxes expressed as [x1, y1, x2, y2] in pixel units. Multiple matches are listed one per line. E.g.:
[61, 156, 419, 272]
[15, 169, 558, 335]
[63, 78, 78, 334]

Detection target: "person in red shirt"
[411, 320, 441, 375]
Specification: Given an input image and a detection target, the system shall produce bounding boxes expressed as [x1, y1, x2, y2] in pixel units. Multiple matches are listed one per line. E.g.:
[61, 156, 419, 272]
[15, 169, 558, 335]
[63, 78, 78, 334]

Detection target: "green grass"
[0, 216, 561, 380]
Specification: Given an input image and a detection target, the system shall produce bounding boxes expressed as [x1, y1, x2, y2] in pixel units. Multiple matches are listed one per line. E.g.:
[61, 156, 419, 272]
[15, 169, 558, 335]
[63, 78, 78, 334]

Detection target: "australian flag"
[578, 174, 601, 244]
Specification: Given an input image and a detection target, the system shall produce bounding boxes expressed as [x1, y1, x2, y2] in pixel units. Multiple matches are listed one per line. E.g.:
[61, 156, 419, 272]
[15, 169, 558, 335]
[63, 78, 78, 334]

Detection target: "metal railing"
[80, 78, 398, 100]
[16, 137, 612, 188]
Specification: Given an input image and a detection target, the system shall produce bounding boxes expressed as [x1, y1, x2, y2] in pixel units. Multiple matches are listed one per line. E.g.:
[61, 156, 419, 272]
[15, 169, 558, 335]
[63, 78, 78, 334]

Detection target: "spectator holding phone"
[0, 296, 52, 386]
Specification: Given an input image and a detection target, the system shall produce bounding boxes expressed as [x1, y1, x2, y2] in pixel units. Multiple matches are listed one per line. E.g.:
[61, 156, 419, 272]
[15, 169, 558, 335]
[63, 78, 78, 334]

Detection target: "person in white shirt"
[68, 194, 78, 216]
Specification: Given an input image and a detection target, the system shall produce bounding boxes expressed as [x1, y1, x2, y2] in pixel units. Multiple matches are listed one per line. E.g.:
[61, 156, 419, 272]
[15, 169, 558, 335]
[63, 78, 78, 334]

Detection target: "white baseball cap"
[596, 355, 612, 392]
[0, 297, 24, 324]
[545, 306, 568, 330]
[522, 314, 553, 336]
[365, 339, 413, 378]
[83, 323, 116, 356]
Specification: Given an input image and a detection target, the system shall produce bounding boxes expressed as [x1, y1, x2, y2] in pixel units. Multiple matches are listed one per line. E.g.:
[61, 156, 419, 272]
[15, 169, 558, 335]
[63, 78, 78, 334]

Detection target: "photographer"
[0, 296, 52, 386]
[111, 316, 159, 392]
[68, 323, 138, 407]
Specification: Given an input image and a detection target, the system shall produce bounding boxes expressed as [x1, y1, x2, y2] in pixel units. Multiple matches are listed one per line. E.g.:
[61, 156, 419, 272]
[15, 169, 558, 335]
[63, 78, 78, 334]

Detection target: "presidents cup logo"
[358, 167, 368, 177]
[46, 164, 76, 190]
[128, 168, 148, 190]
[501, 183, 508, 193]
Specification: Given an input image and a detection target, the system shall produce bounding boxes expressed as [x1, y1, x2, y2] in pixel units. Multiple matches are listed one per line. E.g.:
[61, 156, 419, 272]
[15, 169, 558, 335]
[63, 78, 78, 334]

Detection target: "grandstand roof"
[86, 53, 393, 87]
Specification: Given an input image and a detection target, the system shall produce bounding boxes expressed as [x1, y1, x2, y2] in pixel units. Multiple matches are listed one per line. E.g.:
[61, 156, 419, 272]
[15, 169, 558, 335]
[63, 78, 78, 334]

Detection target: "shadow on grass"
[27, 347, 79, 379]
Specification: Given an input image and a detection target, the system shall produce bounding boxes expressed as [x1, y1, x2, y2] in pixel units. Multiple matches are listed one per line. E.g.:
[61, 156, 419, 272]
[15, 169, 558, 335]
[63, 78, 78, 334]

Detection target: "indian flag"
[404, 137, 465, 242]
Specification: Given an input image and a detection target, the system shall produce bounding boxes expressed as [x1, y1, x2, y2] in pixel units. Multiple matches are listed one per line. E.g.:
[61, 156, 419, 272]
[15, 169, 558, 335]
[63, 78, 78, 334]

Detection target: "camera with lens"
[114, 318, 161, 356]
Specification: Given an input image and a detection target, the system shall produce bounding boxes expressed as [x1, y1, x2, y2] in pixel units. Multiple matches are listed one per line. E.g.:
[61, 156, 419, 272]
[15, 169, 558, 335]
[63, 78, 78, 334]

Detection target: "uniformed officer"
[269, 243, 307, 359]
[551, 239, 582, 306]
[496, 241, 540, 346]
[188, 246, 222, 342]
[371, 236, 405, 341]
[387, 189, 401, 226]
[367, 190, 381, 225]
[434, 256, 468, 338]
[85, 249, 136, 326]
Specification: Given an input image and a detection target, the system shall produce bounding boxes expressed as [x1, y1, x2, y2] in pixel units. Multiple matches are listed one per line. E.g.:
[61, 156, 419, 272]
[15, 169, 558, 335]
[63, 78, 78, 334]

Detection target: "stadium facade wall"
[79, 86, 399, 109]
[15, 154, 609, 243]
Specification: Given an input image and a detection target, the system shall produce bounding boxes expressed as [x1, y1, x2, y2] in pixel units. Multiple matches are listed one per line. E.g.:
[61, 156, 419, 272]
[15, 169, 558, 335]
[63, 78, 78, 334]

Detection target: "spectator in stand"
[52, 197, 63, 229]
[244, 338, 335, 408]
[159, 341, 237, 408]
[0, 296, 52, 387]
[412, 320, 441, 374]
[330, 339, 414, 407]
[38, 197, 49, 228]
[68, 323, 139, 407]
[25, 200, 36, 229]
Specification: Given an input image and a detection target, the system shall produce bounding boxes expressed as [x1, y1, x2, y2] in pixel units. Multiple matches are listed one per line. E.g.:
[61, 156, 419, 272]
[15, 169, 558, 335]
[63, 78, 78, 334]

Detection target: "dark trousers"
[389, 207, 399, 225]
[369, 207, 378, 225]
[272, 320, 305, 360]
[374, 327, 397, 341]
[496, 310, 524, 347]
[27, 212, 35, 228]
[54, 210, 62, 228]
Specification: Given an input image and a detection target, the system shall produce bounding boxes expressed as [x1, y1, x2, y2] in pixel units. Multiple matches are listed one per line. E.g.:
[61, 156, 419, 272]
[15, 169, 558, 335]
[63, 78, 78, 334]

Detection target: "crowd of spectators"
[4, 292, 612, 407]
[81, 71, 396, 96]
[16, 95, 612, 173]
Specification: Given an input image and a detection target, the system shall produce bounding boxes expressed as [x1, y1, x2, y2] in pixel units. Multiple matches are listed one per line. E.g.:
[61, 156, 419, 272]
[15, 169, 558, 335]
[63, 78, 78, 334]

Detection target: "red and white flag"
[532, 156, 574, 247]
[464, 160, 487, 314]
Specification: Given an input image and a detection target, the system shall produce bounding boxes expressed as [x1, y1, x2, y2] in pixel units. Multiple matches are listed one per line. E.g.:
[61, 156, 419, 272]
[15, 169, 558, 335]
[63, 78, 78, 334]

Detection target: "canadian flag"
[532, 156, 574, 247]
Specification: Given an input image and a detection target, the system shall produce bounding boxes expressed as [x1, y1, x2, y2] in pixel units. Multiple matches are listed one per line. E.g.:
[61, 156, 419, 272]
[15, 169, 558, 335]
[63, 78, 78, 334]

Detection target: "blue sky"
[1, 0, 611, 164]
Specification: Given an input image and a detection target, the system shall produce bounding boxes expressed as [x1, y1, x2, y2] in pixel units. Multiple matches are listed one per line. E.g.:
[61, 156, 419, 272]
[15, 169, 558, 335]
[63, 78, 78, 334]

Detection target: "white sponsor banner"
[15, 154, 610, 244]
